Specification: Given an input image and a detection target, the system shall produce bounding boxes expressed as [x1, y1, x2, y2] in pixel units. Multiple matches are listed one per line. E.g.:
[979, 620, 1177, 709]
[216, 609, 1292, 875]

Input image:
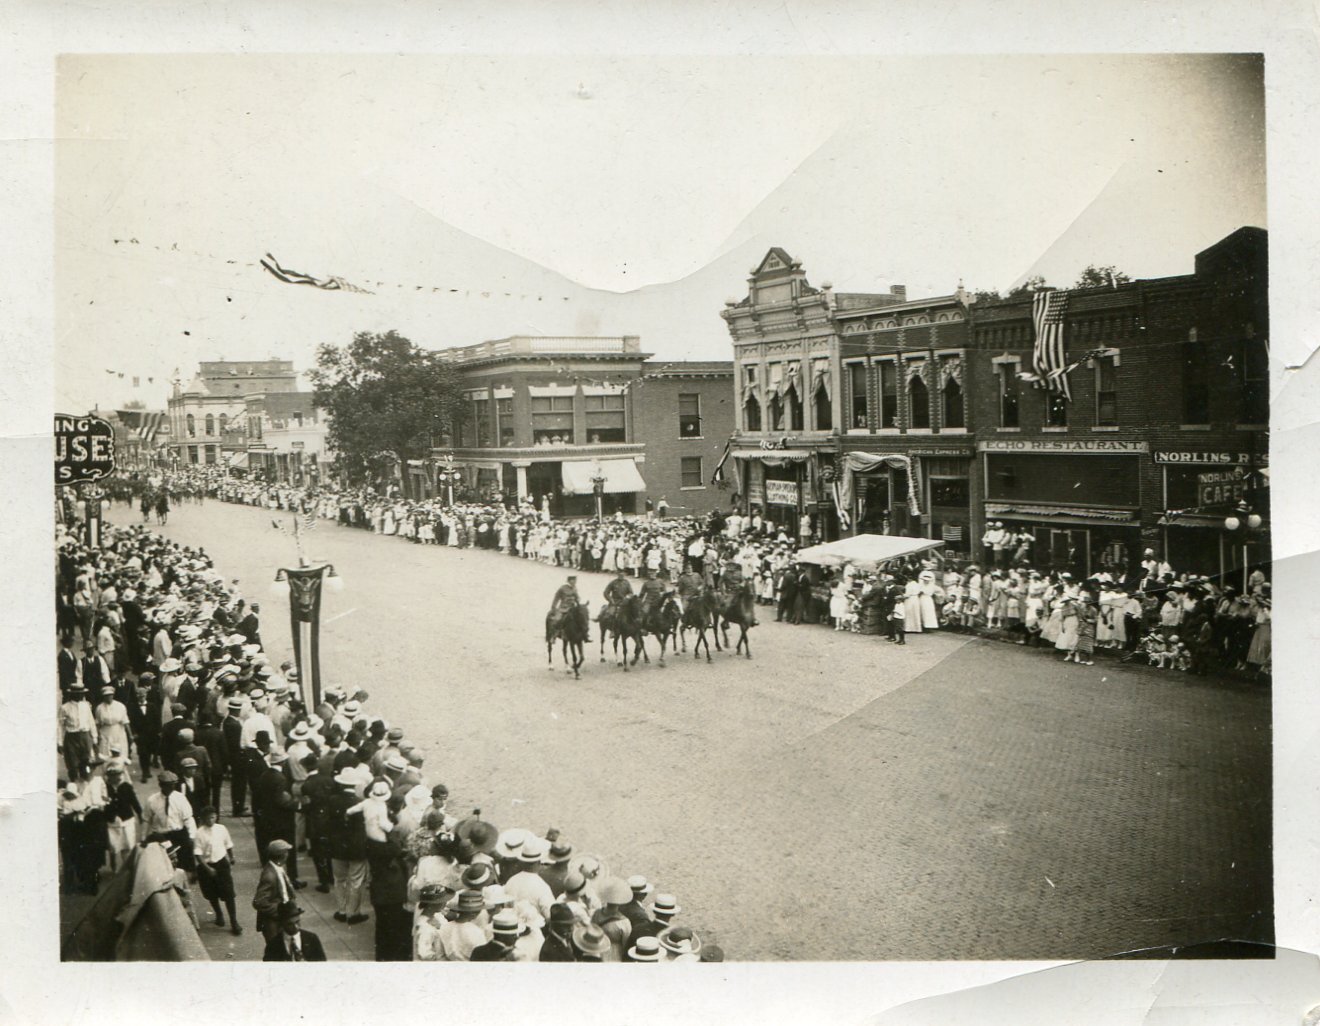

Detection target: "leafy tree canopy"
[309, 330, 464, 483]
[1073, 264, 1131, 289]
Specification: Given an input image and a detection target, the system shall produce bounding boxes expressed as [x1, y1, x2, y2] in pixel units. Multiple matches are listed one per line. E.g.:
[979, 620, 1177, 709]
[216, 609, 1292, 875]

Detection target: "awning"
[732, 448, 813, 462]
[984, 502, 1137, 527]
[1158, 512, 1227, 528]
[796, 534, 944, 569]
[561, 459, 647, 495]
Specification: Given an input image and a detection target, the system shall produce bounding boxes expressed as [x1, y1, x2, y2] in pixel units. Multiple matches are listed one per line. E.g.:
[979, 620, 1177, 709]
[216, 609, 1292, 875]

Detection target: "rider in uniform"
[638, 568, 668, 618]
[675, 563, 705, 615]
[602, 569, 633, 613]
[550, 575, 589, 641]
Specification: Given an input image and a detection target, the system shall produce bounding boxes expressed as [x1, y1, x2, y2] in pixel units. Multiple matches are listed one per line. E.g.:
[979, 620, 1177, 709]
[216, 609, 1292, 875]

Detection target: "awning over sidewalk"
[560, 458, 647, 495]
[796, 533, 944, 569]
[732, 448, 812, 462]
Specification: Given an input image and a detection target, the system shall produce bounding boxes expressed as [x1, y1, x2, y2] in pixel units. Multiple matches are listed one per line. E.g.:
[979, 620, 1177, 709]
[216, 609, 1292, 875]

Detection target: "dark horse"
[600, 595, 646, 670]
[643, 594, 682, 667]
[546, 601, 589, 679]
[679, 586, 721, 663]
[713, 579, 757, 658]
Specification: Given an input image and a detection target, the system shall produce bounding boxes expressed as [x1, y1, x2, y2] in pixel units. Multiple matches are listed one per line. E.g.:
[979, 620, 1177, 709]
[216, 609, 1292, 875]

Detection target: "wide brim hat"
[158, 658, 182, 673]
[333, 769, 358, 787]
[457, 818, 499, 855]
[495, 827, 534, 859]
[573, 923, 612, 957]
[287, 724, 311, 741]
[567, 853, 609, 881]
[452, 889, 485, 914]
[658, 925, 702, 957]
[598, 876, 633, 905]
[518, 838, 547, 863]
[224, 633, 247, 647]
[628, 937, 663, 962]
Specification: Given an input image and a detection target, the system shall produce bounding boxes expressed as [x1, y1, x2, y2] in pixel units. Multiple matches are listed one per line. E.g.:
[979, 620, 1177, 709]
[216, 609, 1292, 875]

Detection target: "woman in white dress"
[916, 570, 941, 629]
[94, 686, 132, 761]
[903, 577, 924, 633]
[828, 576, 850, 630]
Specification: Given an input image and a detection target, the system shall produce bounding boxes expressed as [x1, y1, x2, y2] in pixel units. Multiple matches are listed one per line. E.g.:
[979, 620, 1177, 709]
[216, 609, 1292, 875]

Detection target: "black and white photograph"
[7, 6, 1320, 1022]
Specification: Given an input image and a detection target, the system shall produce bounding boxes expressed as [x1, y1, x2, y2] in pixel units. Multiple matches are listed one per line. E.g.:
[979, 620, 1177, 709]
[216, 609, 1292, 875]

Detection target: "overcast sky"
[55, 53, 1265, 412]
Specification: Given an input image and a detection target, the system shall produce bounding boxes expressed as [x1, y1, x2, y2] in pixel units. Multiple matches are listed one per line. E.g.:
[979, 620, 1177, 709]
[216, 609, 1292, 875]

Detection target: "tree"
[973, 275, 1047, 303]
[309, 330, 465, 490]
[1073, 265, 1130, 289]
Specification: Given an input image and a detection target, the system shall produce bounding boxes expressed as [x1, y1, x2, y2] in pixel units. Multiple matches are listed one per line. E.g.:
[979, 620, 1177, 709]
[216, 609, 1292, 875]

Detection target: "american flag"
[136, 411, 164, 443]
[710, 436, 734, 485]
[1030, 289, 1071, 399]
[295, 509, 317, 534]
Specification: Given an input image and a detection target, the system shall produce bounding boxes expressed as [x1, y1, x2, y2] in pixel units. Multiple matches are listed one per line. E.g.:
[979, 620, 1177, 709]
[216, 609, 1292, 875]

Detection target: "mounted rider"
[598, 569, 634, 624]
[549, 575, 590, 641]
[638, 567, 670, 621]
[675, 564, 705, 614]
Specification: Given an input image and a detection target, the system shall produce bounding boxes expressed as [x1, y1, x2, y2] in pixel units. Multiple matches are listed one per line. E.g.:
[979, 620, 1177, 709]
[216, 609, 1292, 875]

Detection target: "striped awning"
[985, 502, 1136, 526]
[732, 448, 812, 463]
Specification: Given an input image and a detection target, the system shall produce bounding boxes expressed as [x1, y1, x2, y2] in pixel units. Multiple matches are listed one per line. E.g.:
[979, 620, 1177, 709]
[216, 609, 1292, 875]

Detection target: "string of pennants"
[108, 235, 580, 303]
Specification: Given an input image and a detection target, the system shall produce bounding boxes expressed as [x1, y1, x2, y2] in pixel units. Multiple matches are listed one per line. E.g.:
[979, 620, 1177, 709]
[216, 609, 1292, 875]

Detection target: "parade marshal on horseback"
[545, 575, 590, 679]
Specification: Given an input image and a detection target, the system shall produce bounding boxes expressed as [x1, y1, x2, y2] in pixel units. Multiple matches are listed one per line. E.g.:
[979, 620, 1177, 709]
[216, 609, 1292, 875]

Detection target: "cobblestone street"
[119, 499, 1271, 960]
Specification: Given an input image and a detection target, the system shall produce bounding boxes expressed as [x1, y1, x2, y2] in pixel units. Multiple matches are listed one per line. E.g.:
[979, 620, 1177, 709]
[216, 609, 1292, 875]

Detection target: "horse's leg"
[657, 632, 667, 668]
[600, 627, 607, 662]
[741, 623, 752, 658]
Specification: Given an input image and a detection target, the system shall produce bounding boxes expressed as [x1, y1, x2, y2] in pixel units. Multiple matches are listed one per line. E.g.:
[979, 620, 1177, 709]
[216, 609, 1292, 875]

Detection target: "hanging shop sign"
[977, 439, 1147, 454]
[759, 437, 795, 450]
[1153, 450, 1268, 466]
[765, 480, 800, 506]
[55, 414, 116, 485]
[1196, 467, 1252, 506]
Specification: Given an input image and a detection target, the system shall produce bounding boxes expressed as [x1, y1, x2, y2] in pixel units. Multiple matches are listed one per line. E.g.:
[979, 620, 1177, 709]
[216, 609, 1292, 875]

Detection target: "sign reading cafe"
[55, 414, 116, 484]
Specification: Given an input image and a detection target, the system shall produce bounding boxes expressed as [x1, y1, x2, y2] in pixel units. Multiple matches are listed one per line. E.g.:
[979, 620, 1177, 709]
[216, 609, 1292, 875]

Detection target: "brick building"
[967, 226, 1268, 580]
[719, 228, 1268, 581]
[168, 359, 299, 466]
[239, 391, 330, 486]
[424, 336, 733, 517]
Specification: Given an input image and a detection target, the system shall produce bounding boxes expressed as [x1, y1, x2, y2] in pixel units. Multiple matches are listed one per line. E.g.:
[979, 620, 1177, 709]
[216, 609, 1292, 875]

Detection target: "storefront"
[735, 443, 815, 534]
[912, 448, 974, 557]
[1155, 449, 1270, 583]
[979, 439, 1145, 577]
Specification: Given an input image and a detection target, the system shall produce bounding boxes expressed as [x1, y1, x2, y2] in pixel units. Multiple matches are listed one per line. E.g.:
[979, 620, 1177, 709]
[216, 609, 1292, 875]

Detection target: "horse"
[643, 593, 682, 667]
[546, 601, 589, 679]
[608, 594, 651, 670]
[679, 586, 720, 663]
[713, 579, 758, 658]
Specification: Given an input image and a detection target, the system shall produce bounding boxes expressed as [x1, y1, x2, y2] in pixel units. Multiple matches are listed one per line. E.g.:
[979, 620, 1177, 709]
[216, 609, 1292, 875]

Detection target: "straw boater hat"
[628, 936, 663, 962]
[495, 827, 534, 860]
[658, 925, 702, 959]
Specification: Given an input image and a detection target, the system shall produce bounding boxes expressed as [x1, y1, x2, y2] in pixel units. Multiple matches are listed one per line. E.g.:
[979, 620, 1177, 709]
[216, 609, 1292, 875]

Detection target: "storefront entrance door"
[1041, 527, 1088, 576]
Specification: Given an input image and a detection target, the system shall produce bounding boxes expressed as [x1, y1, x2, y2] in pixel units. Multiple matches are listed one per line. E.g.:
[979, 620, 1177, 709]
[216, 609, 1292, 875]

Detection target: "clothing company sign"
[55, 414, 116, 484]
[1153, 451, 1268, 466]
[765, 480, 800, 506]
[1197, 467, 1251, 506]
[977, 439, 1148, 454]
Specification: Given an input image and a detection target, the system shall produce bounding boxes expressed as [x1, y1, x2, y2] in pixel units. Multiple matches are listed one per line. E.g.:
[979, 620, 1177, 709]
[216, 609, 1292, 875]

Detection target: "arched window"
[218, 413, 228, 434]
[813, 380, 832, 431]
[204, 414, 215, 436]
[908, 374, 929, 429]
[186, 413, 196, 438]
[786, 389, 803, 431]
[744, 396, 762, 432]
[769, 395, 784, 431]
[943, 377, 964, 428]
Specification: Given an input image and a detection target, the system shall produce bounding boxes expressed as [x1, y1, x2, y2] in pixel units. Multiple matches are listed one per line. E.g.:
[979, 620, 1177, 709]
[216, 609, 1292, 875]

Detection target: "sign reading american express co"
[977, 439, 1147, 454]
[1153, 451, 1268, 466]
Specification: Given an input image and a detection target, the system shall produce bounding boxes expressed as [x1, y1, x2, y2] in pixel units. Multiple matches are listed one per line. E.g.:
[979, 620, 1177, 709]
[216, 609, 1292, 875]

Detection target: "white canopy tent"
[794, 533, 944, 569]
[560, 458, 647, 496]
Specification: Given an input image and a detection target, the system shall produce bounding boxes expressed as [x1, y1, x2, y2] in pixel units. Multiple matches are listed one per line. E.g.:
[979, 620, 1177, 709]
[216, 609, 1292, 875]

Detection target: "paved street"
[111, 499, 1271, 960]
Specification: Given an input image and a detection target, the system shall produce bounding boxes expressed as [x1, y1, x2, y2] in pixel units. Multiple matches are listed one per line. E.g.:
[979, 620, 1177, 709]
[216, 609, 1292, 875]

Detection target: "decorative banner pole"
[271, 512, 342, 711]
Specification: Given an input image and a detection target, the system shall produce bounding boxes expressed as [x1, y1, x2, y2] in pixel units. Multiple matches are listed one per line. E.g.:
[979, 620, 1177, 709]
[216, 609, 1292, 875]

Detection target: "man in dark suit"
[172, 729, 213, 807]
[80, 642, 112, 693]
[262, 901, 326, 961]
[221, 698, 247, 815]
[470, 910, 520, 961]
[58, 634, 81, 694]
[195, 714, 227, 813]
[775, 566, 798, 622]
[120, 591, 148, 672]
[538, 904, 577, 962]
[253, 750, 302, 884]
[238, 602, 262, 648]
[299, 756, 336, 893]
[157, 703, 191, 769]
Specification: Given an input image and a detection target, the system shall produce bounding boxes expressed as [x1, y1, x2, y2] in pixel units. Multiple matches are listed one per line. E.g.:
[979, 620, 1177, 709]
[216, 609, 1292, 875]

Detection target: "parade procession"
[45, 53, 1280, 971]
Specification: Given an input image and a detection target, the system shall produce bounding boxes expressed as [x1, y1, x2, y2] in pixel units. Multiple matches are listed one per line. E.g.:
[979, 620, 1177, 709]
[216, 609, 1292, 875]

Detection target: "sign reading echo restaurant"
[977, 439, 1148, 454]
[54, 413, 116, 484]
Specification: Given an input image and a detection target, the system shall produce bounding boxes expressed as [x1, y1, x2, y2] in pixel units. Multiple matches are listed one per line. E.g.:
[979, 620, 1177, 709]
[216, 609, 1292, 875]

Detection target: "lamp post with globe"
[1222, 499, 1264, 592]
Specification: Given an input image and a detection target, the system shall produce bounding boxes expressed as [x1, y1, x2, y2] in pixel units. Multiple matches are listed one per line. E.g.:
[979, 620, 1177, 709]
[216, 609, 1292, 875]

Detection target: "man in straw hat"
[57, 683, 97, 782]
[438, 889, 488, 961]
[470, 909, 522, 962]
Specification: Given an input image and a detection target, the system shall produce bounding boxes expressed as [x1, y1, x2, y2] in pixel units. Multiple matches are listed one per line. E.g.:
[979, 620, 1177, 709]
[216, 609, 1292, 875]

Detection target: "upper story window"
[218, 413, 229, 434]
[1044, 390, 1068, 428]
[678, 393, 701, 437]
[585, 392, 626, 443]
[1095, 354, 1118, 426]
[1182, 328, 1210, 424]
[1237, 330, 1268, 425]
[497, 397, 514, 446]
[204, 414, 215, 436]
[186, 413, 196, 438]
[879, 361, 899, 428]
[907, 367, 930, 429]
[942, 375, 964, 429]
[531, 395, 575, 445]
[848, 362, 868, 429]
[998, 362, 1020, 428]
[813, 361, 832, 431]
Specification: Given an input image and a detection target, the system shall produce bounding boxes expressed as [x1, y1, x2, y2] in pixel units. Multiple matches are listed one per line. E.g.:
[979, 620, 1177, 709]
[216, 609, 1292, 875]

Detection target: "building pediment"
[752, 247, 799, 277]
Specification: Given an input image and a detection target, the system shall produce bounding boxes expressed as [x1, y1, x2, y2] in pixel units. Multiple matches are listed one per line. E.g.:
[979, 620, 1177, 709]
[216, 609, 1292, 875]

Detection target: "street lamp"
[1223, 500, 1264, 591]
[271, 562, 342, 711]
[590, 462, 606, 522]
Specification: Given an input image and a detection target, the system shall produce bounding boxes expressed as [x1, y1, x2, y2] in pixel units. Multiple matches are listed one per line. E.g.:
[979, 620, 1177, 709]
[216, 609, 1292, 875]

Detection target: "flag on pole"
[831, 478, 851, 531]
[260, 253, 375, 295]
[300, 509, 317, 533]
[1030, 289, 1071, 399]
[710, 436, 734, 485]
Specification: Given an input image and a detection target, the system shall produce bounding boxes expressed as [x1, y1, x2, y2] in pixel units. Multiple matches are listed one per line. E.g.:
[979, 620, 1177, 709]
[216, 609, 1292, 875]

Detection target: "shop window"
[908, 372, 929, 429]
[814, 380, 832, 430]
[929, 476, 969, 507]
[942, 377, 964, 428]
[786, 389, 804, 431]
[998, 365, 1019, 427]
[879, 361, 899, 428]
[744, 396, 762, 431]
[186, 413, 196, 438]
[497, 398, 515, 446]
[188, 444, 199, 464]
[531, 395, 575, 445]
[678, 393, 702, 437]
[1044, 391, 1068, 427]
[1181, 332, 1209, 424]
[205, 414, 215, 436]
[585, 393, 627, 443]
[1095, 356, 1118, 426]
[1237, 337, 1268, 425]
[681, 456, 704, 488]
[848, 363, 868, 428]
[204, 444, 217, 464]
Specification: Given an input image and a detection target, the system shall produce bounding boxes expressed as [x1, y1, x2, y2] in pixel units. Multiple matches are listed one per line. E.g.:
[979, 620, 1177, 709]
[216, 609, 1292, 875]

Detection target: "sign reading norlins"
[55, 414, 116, 484]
